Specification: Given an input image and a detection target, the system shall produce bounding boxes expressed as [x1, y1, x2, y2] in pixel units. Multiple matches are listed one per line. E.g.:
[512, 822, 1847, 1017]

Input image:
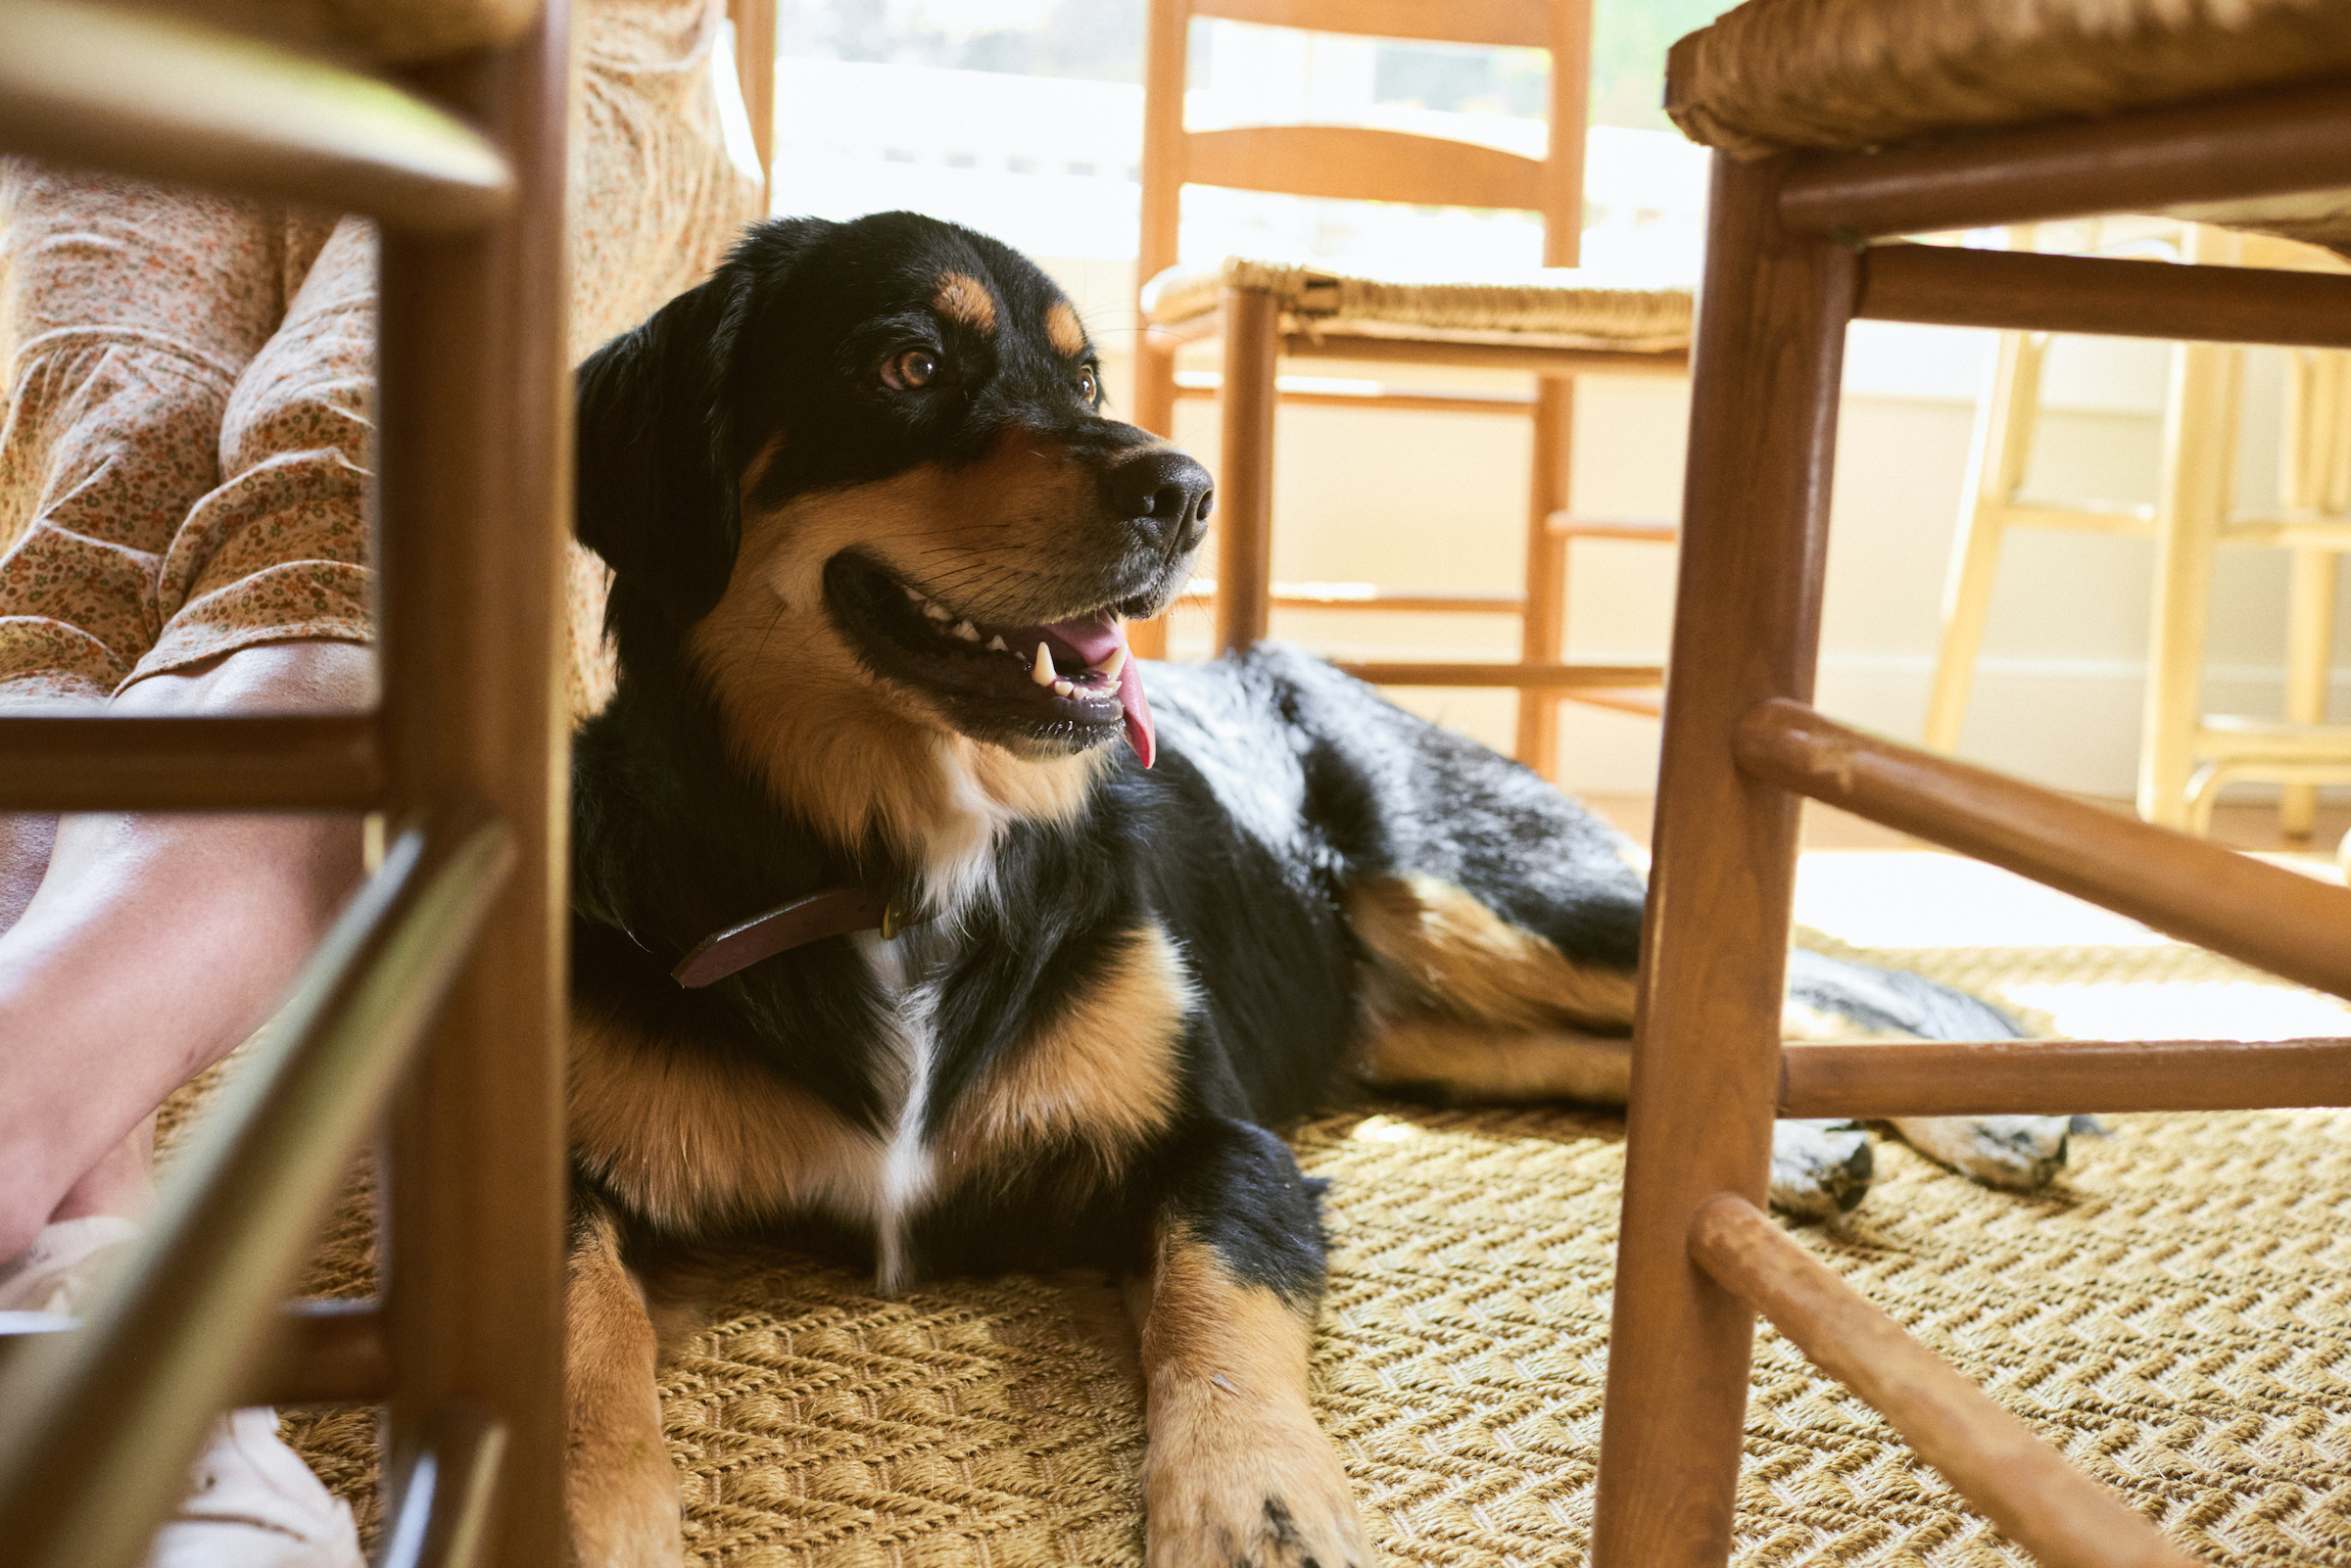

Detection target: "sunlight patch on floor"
[1793, 851, 2173, 950]
[2002, 977, 2351, 1040]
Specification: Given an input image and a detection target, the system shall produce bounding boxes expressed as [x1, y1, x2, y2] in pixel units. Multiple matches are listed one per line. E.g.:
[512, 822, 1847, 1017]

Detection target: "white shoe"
[145, 1408, 365, 1568]
[0, 1222, 362, 1568]
[0, 1213, 141, 1315]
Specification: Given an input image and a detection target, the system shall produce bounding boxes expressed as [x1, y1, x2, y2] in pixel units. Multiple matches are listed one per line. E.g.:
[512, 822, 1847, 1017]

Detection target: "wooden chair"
[1926, 222, 2351, 837]
[0, 3, 572, 1564]
[1593, 2, 2351, 1563]
[1129, 0, 1693, 775]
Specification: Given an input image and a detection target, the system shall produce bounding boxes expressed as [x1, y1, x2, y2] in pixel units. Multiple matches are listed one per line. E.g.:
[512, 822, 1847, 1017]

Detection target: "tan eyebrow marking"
[934, 271, 998, 335]
[1044, 300, 1087, 357]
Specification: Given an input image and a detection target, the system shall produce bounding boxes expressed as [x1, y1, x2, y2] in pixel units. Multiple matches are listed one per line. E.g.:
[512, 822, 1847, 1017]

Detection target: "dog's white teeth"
[922, 601, 952, 623]
[1032, 642, 1056, 686]
[904, 586, 926, 603]
[985, 635, 1009, 653]
[1053, 679, 1076, 696]
[952, 620, 981, 641]
[1091, 645, 1128, 680]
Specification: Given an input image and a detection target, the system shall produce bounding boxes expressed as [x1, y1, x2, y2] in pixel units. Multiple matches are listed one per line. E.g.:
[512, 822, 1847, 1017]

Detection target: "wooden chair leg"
[2139, 331, 2240, 829]
[378, 20, 571, 1565]
[1924, 330, 2042, 751]
[1216, 285, 1278, 654]
[2281, 547, 2336, 835]
[1591, 154, 1857, 1568]
[1126, 334, 1178, 660]
[1514, 377, 1574, 777]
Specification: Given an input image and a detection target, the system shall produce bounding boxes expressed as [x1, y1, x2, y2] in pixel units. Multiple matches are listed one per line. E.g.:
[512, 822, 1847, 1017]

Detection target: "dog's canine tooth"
[1053, 679, 1075, 696]
[1032, 642, 1056, 686]
[903, 585, 925, 603]
[1093, 645, 1128, 679]
[953, 620, 982, 641]
[923, 601, 951, 623]
[985, 635, 1009, 653]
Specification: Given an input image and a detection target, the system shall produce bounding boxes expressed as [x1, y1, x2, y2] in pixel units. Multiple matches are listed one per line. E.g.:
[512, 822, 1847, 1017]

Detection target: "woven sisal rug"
[218, 854, 2351, 1566]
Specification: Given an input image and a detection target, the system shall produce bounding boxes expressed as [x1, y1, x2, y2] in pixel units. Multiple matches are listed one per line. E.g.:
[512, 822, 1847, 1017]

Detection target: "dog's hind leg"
[1888, 1115, 2071, 1190]
[1342, 871, 1635, 1100]
[1352, 1014, 1632, 1104]
[564, 1198, 682, 1568]
[1128, 1118, 1367, 1568]
[1342, 873, 1881, 1216]
[1786, 949, 2077, 1192]
[1342, 873, 1641, 1041]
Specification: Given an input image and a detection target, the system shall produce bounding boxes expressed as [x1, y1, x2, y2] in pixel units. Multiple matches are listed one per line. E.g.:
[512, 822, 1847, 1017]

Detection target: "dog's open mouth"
[827, 556, 1157, 766]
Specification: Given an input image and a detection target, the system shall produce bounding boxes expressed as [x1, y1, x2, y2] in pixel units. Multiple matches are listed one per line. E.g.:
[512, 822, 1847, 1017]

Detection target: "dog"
[561, 210, 2075, 1567]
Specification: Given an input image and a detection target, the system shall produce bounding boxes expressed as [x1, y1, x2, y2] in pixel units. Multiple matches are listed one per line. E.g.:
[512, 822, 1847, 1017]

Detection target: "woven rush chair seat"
[1143, 257, 1695, 356]
[1667, 0, 2351, 249]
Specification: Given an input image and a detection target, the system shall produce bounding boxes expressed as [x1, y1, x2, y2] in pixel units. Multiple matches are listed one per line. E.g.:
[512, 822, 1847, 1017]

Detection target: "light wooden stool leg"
[2281, 547, 2336, 835]
[1215, 285, 1278, 654]
[1591, 154, 1856, 1568]
[1514, 376, 1574, 777]
[2139, 334, 2240, 830]
[2278, 347, 2346, 835]
[1128, 333, 1177, 660]
[378, 19, 571, 1564]
[1925, 330, 2043, 751]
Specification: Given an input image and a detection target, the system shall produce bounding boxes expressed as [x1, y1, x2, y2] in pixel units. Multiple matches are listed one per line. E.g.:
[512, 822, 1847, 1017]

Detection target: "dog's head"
[577, 213, 1209, 802]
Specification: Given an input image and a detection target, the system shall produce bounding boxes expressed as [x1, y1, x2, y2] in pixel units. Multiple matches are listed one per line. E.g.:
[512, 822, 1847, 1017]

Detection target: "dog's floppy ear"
[574, 217, 834, 636]
[575, 276, 742, 633]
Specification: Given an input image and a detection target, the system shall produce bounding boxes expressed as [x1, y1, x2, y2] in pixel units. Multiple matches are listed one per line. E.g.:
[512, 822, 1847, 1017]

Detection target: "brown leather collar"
[670, 888, 917, 988]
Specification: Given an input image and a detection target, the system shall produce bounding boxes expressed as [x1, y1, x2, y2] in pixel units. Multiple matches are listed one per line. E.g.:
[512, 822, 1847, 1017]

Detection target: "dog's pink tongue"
[1043, 613, 1155, 768]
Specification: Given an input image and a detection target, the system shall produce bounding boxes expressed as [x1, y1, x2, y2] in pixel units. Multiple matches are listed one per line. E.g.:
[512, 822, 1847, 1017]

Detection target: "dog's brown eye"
[883, 349, 938, 391]
[1075, 367, 1099, 404]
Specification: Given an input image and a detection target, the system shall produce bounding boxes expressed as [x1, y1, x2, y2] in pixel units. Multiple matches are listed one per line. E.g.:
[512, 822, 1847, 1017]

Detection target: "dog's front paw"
[1891, 1114, 2070, 1191]
[1144, 1408, 1369, 1568]
[1768, 1117, 1875, 1219]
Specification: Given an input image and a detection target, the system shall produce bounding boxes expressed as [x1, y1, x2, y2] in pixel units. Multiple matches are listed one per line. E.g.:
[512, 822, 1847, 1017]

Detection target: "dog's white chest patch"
[856, 930, 938, 1292]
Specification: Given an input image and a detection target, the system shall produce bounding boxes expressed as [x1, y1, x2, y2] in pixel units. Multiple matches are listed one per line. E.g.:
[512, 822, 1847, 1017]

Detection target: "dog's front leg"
[565, 1199, 682, 1568]
[1126, 1118, 1369, 1568]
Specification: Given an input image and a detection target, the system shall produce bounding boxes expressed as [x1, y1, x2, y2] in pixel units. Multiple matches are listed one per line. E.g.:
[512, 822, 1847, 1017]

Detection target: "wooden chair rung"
[1562, 689, 1663, 718]
[1173, 370, 1537, 415]
[1688, 1195, 2198, 1568]
[1547, 512, 1678, 542]
[1734, 697, 2351, 999]
[1176, 577, 1528, 613]
[1334, 659, 1663, 690]
[1855, 243, 2351, 350]
[0, 714, 383, 811]
[1780, 1035, 2351, 1117]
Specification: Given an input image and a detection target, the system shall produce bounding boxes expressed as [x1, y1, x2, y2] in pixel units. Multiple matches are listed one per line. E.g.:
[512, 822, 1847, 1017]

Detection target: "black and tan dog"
[563, 211, 2073, 1567]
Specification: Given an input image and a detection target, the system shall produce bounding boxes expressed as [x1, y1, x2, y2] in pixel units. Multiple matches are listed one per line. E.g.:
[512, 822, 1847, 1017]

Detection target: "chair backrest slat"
[1190, 0, 1550, 50]
[1185, 124, 1543, 212]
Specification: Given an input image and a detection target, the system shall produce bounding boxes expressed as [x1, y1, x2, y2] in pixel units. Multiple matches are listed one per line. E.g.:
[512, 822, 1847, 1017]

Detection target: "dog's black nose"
[1110, 448, 1214, 553]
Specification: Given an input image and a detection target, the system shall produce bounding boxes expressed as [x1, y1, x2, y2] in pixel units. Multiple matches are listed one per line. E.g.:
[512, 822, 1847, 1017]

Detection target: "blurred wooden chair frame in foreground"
[0, 3, 573, 1565]
[1594, 4, 2351, 1564]
[1129, 0, 1693, 776]
[1927, 220, 2351, 838]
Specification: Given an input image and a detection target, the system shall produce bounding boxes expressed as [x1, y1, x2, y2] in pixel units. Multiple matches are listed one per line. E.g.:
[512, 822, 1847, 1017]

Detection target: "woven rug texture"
[175, 911, 2351, 1566]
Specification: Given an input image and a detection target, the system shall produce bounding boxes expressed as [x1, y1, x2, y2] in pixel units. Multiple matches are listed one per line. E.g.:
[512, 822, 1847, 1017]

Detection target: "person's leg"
[0, 643, 370, 1259]
[0, 173, 372, 1261]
